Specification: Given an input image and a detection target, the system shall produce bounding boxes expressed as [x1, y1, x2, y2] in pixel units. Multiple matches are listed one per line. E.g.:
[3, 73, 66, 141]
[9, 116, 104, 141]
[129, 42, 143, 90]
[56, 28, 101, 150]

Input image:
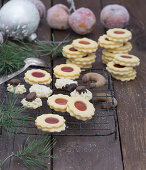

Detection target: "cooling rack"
[3, 67, 118, 138]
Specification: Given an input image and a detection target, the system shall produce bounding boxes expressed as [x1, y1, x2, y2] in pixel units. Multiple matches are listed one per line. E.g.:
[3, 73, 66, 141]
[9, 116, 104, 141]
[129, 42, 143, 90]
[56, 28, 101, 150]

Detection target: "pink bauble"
[29, 0, 46, 19]
[0, 32, 4, 43]
[100, 4, 130, 28]
[69, 7, 96, 35]
[46, 4, 69, 30]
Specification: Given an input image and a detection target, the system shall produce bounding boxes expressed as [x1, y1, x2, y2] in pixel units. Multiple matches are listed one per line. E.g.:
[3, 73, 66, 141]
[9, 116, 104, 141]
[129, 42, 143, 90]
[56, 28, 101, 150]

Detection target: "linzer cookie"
[113, 54, 140, 67]
[70, 86, 92, 101]
[107, 42, 132, 54]
[35, 114, 66, 132]
[29, 84, 53, 98]
[98, 34, 123, 49]
[67, 96, 95, 121]
[55, 78, 78, 92]
[53, 64, 81, 80]
[7, 79, 26, 94]
[47, 94, 70, 112]
[106, 61, 134, 75]
[111, 70, 136, 81]
[107, 28, 132, 42]
[72, 38, 98, 53]
[72, 53, 96, 63]
[62, 44, 87, 58]
[66, 59, 92, 70]
[21, 92, 42, 109]
[24, 69, 52, 85]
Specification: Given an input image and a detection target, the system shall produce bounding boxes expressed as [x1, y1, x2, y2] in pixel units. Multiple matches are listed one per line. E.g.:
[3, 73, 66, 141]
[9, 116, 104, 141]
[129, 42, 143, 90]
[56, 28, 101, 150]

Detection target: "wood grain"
[101, 0, 146, 169]
[52, 0, 123, 170]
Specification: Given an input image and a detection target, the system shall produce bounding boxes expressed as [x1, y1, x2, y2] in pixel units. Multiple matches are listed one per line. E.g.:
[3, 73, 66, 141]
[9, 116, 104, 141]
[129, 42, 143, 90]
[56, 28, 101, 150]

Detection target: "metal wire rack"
[3, 67, 118, 138]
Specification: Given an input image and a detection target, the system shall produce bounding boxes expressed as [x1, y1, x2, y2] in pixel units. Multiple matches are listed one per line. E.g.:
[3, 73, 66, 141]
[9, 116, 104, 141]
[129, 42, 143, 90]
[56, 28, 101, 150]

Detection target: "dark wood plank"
[0, 0, 52, 170]
[52, 0, 123, 170]
[101, 0, 146, 169]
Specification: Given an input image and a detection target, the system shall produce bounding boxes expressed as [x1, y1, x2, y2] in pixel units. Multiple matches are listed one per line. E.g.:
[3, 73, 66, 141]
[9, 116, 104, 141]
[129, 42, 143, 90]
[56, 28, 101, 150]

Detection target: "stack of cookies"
[62, 38, 98, 70]
[106, 54, 140, 81]
[98, 28, 132, 64]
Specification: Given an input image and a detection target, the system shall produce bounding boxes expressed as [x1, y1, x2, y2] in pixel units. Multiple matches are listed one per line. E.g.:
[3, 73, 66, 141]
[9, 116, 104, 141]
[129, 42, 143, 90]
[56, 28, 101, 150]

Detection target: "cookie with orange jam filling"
[35, 114, 66, 132]
[67, 96, 95, 121]
[53, 64, 81, 80]
[72, 38, 98, 53]
[47, 94, 70, 112]
[107, 28, 132, 42]
[24, 69, 52, 85]
[62, 44, 87, 58]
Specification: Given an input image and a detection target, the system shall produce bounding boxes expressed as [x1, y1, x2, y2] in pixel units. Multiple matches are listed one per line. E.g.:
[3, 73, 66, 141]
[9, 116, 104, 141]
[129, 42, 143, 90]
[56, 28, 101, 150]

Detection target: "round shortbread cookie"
[66, 59, 92, 69]
[62, 44, 87, 58]
[72, 38, 98, 53]
[35, 114, 66, 132]
[113, 54, 140, 67]
[67, 96, 95, 121]
[98, 34, 123, 49]
[107, 42, 132, 53]
[54, 64, 81, 79]
[106, 61, 134, 75]
[107, 28, 132, 42]
[24, 69, 52, 85]
[111, 70, 136, 81]
[47, 94, 70, 112]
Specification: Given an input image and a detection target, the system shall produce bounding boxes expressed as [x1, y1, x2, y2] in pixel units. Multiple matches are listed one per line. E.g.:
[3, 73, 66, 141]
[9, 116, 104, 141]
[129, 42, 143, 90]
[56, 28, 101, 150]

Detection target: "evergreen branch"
[0, 93, 34, 136]
[0, 136, 56, 170]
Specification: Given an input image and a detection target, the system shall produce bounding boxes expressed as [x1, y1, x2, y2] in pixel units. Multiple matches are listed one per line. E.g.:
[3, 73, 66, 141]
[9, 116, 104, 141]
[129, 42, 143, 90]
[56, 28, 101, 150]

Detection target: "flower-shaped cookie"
[72, 38, 98, 53]
[67, 96, 95, 121]
[35, 114, 66, 132]
[98, 34, 123, 49]
[62, 44, 87, 58]
[24, 69, 52, 85]
[47, 94, 70, 112]
[107, 28, 132, 42]
[113, 54, 140, 67]
[54, 64, 81, 80]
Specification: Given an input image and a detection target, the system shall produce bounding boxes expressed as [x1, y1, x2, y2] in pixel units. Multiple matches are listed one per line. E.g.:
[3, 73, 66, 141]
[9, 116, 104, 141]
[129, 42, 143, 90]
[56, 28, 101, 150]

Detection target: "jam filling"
[74, 101, 87, 111]
[114, 31, 125, 34]
[45, 117, 59, 124]
[79, 41, 90, 45]
[69, 47, 78, 51]
[121, 55, 132, 59]
[82, 55, 88, 58]
[105, 38, 109, 41]
[55, 98, 67, 105]
[114, 64, 125, 68]
[32, 72, 45, 78]
[61, 66, 74, 72]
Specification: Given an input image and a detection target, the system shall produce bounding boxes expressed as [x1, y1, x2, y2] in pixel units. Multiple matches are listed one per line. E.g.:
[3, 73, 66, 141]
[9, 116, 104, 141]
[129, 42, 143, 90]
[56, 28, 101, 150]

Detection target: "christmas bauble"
[0, 0, 40, 40]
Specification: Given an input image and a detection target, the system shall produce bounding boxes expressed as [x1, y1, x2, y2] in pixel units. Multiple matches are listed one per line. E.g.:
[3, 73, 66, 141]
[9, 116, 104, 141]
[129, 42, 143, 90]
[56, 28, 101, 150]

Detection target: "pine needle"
[0, 93, 33, 136]
[0, 136, 56, 170]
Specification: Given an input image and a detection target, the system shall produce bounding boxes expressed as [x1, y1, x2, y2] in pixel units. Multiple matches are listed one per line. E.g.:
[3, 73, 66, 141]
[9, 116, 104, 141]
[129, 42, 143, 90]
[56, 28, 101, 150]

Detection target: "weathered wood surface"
[0, 0, 145, 170]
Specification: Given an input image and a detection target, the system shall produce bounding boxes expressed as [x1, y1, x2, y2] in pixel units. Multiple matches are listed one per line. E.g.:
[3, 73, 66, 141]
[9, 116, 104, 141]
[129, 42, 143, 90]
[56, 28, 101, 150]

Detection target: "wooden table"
[0, 0, 145, 170]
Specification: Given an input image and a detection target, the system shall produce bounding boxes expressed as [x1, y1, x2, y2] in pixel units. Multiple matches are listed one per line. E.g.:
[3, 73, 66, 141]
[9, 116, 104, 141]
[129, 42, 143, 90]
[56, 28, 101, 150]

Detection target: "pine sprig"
[0, 93, 33, 136]
[0, 136, 56, 170]
[0, 41, 37, 75]
[0, 37, 70, 75]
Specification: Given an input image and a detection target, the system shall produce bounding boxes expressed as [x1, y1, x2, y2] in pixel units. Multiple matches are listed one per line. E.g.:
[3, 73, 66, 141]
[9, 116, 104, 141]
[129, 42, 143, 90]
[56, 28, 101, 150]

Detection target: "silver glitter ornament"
[0, 0, 40, 40]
